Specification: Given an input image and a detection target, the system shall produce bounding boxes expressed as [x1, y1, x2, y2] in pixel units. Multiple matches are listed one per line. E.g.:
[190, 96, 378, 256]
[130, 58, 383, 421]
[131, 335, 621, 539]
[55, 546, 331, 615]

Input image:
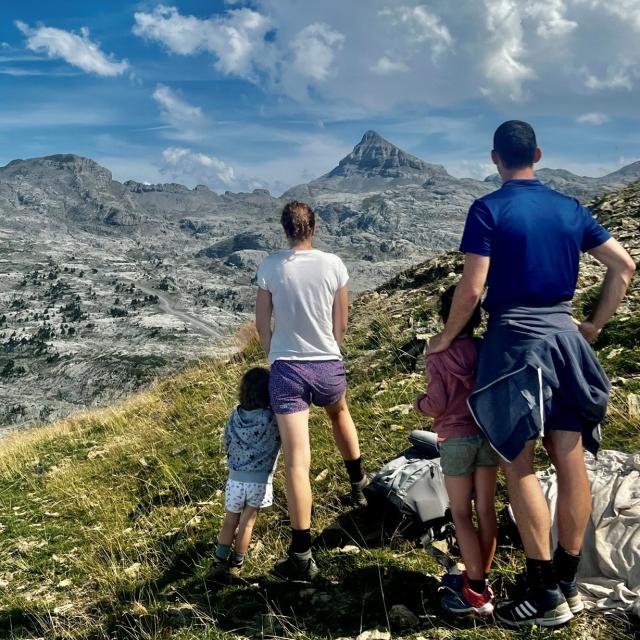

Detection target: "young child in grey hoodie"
[211, 367, 280, 577]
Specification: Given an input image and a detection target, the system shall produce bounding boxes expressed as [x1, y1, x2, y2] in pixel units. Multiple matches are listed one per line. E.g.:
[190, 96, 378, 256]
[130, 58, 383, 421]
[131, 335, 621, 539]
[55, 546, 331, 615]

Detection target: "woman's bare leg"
[325, 395, 361, 461]
[276, 410, 312, 529]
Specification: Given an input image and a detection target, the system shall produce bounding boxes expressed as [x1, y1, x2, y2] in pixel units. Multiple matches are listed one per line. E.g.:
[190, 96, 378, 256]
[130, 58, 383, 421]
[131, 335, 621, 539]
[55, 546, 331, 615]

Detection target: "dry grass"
[0, 254, 637, 639]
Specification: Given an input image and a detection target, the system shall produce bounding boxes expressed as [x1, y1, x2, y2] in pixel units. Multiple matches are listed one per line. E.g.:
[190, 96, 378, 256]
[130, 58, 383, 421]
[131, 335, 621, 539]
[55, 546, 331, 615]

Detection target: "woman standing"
[255, 200, 367, 581]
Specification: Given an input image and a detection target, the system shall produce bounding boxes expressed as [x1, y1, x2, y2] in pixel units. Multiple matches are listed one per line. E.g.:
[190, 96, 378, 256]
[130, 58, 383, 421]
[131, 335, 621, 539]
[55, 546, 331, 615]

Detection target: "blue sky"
[1, 0, 639, 194]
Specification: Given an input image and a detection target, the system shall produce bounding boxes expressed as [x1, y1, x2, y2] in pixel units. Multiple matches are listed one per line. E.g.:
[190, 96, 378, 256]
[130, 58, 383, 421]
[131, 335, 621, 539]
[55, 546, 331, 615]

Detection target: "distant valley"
[1, 131, 639, 430]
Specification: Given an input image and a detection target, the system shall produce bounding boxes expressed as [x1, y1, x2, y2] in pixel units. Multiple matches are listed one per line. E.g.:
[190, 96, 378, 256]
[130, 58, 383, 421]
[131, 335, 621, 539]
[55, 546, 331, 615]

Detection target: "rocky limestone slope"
[0, 133, 638, 432]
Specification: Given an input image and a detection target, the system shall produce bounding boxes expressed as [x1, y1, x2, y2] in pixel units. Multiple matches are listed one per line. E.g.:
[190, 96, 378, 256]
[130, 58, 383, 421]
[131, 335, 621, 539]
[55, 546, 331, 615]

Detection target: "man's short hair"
[493, 120, 537, 169]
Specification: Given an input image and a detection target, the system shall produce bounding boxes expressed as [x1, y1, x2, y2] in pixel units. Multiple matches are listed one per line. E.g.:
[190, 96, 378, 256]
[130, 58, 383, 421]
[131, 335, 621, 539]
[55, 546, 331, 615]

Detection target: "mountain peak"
[325, 130, 447, 183]
[359, 130, 386, 145]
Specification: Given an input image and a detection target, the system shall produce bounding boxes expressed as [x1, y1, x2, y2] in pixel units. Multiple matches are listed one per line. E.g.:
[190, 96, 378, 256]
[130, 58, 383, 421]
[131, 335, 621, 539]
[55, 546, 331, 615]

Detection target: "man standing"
[428, 120, 635, 627]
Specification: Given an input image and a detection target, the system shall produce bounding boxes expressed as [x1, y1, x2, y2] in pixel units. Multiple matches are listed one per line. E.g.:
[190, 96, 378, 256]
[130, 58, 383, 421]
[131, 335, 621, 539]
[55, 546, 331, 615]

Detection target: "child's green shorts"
[439, 434, 499, 477]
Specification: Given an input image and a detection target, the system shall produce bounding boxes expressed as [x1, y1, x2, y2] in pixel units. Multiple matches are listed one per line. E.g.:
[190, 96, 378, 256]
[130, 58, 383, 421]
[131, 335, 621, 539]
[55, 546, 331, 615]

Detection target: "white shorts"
[225, 479, 273, 513]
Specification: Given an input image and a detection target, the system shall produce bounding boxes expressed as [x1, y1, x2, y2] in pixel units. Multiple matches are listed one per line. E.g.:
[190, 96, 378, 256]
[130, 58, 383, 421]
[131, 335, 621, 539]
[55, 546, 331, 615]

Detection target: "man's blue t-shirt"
[459, 179, 611, 312]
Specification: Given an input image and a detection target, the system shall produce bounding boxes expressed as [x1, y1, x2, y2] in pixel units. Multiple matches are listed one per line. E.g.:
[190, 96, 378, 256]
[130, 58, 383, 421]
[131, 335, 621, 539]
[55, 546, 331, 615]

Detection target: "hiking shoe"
[440, 572, 464, 593]
[273, 549, 319, 582]
[496, 587, 574, 627]
[558, 579, 584, 614]
[228, 559, 244, 578]
[441, 572, 495, 598]
[207, 555, 229, 580]
[441, 582, 494, 617]
[339, 475, 370, 507]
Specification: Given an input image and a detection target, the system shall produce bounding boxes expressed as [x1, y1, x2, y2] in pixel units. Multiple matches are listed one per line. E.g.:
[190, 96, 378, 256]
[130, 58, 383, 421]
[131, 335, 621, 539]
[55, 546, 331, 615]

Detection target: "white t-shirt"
[256, 249, 349, 364]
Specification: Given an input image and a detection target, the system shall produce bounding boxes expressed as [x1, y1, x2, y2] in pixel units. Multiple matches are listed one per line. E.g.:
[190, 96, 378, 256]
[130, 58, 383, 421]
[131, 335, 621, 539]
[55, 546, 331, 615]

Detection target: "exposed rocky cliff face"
[0, 133, 637, 431]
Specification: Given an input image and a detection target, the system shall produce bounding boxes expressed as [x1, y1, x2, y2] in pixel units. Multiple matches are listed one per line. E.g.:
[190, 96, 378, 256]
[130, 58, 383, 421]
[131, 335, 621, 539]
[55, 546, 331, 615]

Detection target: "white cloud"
[15, 21, 128, 76]
[161, 147, 236, 189]
[577, 112, 609, 125]
[133, 5, 272, 78]
[482, 0, 536, 101]
[290, 23, 344, 82]
[577, 0, 640, 31]
[584, 63, 634, 91]
[370, 56, 409, 75]
[152, 84, 206, 140]
[525, 0, 577, 38]
[130, 1, 640, 116]
[380, 6, 453, 60]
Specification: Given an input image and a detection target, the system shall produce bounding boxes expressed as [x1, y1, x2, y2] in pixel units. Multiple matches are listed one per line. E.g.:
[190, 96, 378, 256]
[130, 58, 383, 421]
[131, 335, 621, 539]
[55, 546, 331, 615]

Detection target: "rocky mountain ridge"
[484, 161, 640, 200]
[1, 131, 638, 431]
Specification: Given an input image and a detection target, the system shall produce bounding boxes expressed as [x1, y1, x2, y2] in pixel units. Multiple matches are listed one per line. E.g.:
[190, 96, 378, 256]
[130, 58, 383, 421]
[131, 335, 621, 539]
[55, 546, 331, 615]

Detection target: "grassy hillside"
[0, 182, 638, 639]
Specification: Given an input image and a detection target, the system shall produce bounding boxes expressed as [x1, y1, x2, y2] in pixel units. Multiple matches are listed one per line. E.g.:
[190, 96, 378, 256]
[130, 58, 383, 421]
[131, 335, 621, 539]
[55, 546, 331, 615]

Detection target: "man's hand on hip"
[575, 319, 601, 343]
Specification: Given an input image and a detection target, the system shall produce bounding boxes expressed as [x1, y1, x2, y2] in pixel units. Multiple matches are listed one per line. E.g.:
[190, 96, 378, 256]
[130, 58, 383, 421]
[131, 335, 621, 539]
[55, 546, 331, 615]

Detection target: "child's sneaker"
[558, 579, 584, 614]
[440, 572, 464, 593]
[496, 587, 573, 627]
[273, 549, 319, 582]
[441, 580, 494, 617]
[441, 572, 494, 599]
[229, 559, 243, 577]
[207, 555, 229, 580]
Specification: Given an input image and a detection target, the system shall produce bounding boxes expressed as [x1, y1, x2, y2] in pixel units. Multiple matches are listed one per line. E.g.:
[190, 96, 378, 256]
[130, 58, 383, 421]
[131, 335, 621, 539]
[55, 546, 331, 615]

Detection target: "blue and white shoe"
[440, 572, 464, 592]
[441, 581, 494, 617]
[558, 579, 584, 614]
[496, 587, 573, 627]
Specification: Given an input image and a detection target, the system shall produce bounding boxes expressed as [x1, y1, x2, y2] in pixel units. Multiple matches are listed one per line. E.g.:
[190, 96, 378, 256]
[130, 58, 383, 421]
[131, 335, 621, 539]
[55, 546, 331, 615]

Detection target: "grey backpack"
[363, 430, 451, 546]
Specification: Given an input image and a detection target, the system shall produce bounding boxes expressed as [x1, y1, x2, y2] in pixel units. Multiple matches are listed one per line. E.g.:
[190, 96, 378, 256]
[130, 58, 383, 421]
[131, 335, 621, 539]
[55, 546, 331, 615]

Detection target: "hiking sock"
[215, 543, 231, 561]
[468, 577, 486, 594]
[290, 528, 312, 554]
[344, 457, 365, 484]
[231, 551, 245, 567]
[525, 557, 557, 593]
[554, 545, 581, 583]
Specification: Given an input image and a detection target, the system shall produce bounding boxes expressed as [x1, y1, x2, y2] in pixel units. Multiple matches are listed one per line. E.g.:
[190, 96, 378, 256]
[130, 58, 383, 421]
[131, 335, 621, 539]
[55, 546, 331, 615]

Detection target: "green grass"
[0, 252, 637, 639]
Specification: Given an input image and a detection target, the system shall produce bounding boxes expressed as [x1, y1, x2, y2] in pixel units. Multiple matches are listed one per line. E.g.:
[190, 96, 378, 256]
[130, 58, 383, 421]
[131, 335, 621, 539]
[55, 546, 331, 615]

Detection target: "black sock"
[526, 557, 557, 592]
[554, 545, 581, 583]
[468, 577, 486, 594]
[290, 528, 311, 554]
[344, 457, 365, 484]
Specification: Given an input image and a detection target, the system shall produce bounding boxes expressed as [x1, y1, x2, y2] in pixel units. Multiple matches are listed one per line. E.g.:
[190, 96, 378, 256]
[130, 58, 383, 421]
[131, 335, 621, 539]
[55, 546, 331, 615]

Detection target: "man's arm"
[255, 287, 273, 355]
[332, 286, 349, 345]
[427, 253, 490, 354]
[579, 238, 636, 341]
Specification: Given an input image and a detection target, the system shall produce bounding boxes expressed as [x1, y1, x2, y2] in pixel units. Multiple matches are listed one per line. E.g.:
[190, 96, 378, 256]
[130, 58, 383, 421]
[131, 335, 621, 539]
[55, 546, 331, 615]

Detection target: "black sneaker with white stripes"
[496, 587, 574, 627]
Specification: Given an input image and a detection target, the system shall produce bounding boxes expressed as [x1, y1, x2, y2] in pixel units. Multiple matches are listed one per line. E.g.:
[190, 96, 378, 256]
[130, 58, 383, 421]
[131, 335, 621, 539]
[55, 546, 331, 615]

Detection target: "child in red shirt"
[415, 285, 498, 616]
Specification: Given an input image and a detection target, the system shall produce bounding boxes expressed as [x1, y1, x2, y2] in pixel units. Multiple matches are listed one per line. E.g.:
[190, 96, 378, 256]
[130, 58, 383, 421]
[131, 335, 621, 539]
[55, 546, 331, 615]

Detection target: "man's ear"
[533, 147, 542, 164]
[491, 149, 499, 167]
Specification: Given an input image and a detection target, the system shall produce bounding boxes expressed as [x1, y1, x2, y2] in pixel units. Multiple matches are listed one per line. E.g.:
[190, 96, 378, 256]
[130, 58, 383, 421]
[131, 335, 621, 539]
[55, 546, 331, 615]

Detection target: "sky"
[0, 0, 639, 195]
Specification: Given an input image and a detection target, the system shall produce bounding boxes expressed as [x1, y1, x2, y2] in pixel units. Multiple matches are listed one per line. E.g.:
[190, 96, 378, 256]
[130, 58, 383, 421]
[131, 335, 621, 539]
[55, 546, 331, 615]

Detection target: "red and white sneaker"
[441, 575, 494, 617]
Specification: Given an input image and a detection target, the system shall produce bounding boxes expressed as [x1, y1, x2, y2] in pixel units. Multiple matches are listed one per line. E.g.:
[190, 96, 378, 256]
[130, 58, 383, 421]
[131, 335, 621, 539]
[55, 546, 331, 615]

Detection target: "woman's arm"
[332, 286, 349, 345]
[255, 287, 273, 356]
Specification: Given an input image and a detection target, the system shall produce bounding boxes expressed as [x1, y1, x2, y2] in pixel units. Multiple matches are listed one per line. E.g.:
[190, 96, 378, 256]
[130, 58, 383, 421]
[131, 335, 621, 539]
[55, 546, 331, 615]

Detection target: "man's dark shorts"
[269, 360, 347, 415]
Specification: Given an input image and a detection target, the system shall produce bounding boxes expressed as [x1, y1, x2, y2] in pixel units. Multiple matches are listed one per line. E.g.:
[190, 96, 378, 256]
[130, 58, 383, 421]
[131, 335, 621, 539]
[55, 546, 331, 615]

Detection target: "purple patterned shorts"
[269, 360, 347, 414]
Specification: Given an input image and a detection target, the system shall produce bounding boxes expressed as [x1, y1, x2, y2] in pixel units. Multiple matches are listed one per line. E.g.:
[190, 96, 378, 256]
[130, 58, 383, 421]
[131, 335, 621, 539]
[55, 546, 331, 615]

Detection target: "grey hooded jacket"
[224, 406, 280, 483]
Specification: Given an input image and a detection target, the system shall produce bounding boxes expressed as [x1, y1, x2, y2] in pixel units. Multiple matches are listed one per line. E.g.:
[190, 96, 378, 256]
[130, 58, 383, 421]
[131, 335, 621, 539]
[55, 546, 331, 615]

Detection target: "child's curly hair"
[440, 284, 482, 336]
[238, 367, 271, 410]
